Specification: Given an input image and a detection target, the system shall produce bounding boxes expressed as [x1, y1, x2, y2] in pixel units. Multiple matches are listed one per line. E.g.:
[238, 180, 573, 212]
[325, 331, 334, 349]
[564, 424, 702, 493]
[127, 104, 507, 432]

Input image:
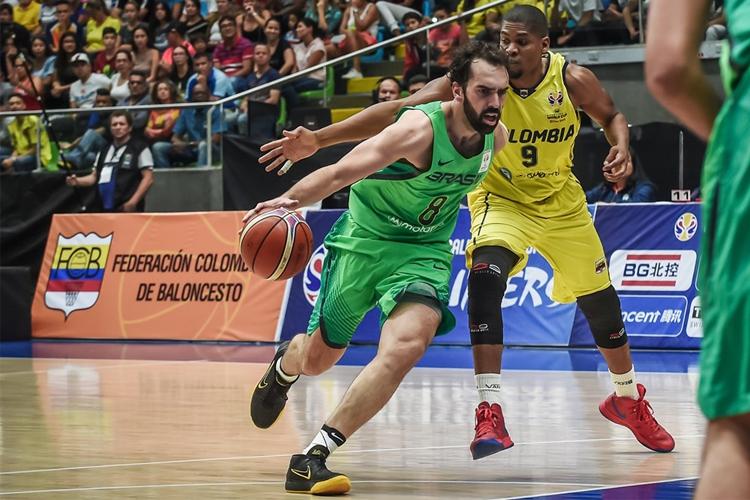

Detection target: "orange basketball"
[239, 208, 314, 281]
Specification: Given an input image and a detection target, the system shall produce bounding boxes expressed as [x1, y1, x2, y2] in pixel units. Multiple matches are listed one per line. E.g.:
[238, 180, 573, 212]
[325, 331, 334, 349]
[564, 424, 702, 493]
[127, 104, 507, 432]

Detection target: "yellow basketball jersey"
[482, 51, 580, 205]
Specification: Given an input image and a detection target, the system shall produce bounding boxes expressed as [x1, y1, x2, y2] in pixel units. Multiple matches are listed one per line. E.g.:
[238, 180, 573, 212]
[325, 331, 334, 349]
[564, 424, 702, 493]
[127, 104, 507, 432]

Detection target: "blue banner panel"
[570, 203, 702, 349]
[278, 209, 576, 345]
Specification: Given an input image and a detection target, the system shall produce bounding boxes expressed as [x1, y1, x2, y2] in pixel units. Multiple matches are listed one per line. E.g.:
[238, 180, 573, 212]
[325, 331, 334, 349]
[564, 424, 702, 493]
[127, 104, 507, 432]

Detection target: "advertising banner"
[278, 210, 577, 346]
[32, 213, 285, 341]
[570, 203, 702, 348]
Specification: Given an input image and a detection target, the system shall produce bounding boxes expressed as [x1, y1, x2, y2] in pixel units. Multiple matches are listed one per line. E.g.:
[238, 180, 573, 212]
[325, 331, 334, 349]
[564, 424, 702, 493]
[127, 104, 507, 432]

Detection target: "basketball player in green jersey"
[647, 1, 750, 498]
[246, 41, 509, 495]
[260, 5, 674, 459]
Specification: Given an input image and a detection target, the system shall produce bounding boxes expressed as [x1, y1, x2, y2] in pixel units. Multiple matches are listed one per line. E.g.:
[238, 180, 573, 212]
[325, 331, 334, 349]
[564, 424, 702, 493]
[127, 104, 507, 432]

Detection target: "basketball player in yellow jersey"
[259, 5, 674, 459]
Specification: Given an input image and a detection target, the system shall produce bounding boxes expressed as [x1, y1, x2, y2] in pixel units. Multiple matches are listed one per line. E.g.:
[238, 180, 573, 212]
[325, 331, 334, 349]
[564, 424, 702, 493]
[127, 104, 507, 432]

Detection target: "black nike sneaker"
[285, 447, 351, 495]
[250, 341, 296, 429]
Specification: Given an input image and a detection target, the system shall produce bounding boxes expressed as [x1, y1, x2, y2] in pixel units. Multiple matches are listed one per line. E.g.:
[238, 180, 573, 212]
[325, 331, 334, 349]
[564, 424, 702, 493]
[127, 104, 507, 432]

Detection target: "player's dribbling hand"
[602, 144, 632, 183]
[259, 127, 319, 175]
[241, 197, 300, 226]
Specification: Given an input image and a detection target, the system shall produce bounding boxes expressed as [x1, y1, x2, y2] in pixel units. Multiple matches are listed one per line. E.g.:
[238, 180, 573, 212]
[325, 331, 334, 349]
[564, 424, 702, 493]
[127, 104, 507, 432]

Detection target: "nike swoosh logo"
[438, 159, 453, 166]
[257, 364, 273, 389]
[291, 466, 311, 480]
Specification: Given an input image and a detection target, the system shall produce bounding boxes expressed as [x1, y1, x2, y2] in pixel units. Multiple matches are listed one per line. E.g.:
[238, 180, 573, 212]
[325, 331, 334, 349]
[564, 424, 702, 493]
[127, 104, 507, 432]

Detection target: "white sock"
[476, 373, 502, 405]
[275, 358, 298, 385]
[610, 366, 638, 399]
[302, 425, 346, 456]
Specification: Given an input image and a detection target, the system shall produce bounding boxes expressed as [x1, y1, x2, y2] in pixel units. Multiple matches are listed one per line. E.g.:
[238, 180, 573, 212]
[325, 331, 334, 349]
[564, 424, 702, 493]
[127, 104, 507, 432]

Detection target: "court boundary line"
[0, 434, 705, 476]
[496, 476, 699, 500]
[0, 479, 614, 496]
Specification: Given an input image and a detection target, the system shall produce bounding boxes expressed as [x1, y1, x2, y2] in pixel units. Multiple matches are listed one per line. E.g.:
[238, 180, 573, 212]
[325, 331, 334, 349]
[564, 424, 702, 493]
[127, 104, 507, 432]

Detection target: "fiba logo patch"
[674, 213, 698, 242]
[303, 243, 327, 306]
[45, 233, 113, 318]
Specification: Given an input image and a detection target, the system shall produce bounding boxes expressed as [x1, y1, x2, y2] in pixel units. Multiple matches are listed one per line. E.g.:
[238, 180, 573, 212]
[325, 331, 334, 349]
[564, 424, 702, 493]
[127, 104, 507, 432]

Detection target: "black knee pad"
[468, 247, 518, 346]
[577, 285, 628, 349]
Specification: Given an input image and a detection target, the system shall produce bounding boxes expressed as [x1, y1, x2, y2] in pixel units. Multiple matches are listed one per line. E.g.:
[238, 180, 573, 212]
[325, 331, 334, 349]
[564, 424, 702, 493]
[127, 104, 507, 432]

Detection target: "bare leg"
[325, 302, 440, 437]
[695, 413, 750, 499]
[472, 344, 503, 374]
[281, 329, 346, 377]
[598, 344, 634, 374]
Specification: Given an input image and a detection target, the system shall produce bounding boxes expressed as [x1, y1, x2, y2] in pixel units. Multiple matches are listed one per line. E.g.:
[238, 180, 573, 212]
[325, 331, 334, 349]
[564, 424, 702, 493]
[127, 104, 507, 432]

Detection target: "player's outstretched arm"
[566, 64, 632, 183]
[244, 111, 432, 222]
[258, 76, 453, 173]
[645, 0, 721, 141]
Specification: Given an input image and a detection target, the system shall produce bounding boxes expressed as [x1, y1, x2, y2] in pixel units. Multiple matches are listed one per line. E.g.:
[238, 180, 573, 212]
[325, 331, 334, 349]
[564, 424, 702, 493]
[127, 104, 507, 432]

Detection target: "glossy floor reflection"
[0, 343, 703, 498]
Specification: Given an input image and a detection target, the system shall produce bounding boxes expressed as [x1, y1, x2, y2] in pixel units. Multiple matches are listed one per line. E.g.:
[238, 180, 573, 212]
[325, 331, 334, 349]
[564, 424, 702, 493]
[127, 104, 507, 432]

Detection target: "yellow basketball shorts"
[466, 180, 611, 304]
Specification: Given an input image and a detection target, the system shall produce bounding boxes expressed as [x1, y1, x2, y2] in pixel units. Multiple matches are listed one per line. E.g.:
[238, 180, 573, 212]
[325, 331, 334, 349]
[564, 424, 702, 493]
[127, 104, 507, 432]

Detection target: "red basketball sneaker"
[470, 402, 514, 460]
[599, 383, 675, 453]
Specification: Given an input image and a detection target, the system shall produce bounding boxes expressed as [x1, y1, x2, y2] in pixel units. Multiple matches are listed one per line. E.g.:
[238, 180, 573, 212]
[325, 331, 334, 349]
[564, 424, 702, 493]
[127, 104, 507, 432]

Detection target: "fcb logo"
[674, 212, 698, 242]
[547, 90, 564, 107]
[303, 243, 327, 306]
[45, 233, 113, 318]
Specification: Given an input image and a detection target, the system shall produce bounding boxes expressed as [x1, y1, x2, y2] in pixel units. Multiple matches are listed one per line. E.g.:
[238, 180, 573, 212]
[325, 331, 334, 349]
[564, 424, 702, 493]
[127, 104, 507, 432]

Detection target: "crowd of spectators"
[0, 0, 726, 174]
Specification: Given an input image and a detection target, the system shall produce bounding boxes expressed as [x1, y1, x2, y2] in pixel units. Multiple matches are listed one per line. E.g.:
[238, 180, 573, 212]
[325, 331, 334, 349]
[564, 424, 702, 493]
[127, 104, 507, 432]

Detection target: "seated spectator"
[9, 53, 42, 109]
[160, 21, 196, 72]
[213, 15, 253, 87]
[189, 31, 209, 55]
[168, 44, 194, 96]
[375, 0, 419, 36]
[93, 27, 119, 76]
[119, 1, 141, 47]
[284, 12, 300, 42]
[181, 0, 209, 39]
[13, 0, 42, 35]
[290, 17, 326, 91]
[585, 154, 656, 203]
[186, 52, 233, 100]
[46, 0, 81, 53]
[237, 42, 280, 138]
[109, 48, 134, 102]
[144, 80, 180, 143]
[428, 6, 460, 69]
[456, 0, 499, 40]
[84, 0, 121, 54]
[119, 69, 152, 133]
[69, 52, 111, 108]
[0, 93, 52, 172]
[40, 0, 56, 31]
[151, 82, 225, 167]
[131, 25, 159, 82]
[371, 75, 399, 104]
[66, 110, 155, 212]
[64, 88, 113, 168]
[0, 3, 31, 53]
[304, 0, 341, 36]
[208, 0, 239, 48]
[29, 35, 56, 89]
[406, 73, 425, 94]
[264, 17, 295, 76]
[237, 0, 271, 43]
[401, 11, 427, 82]
[555, 0, 602, 47]
[49, 31, 78, 107]
[150, 1, 173, 52]
[337, 0, 378, 79]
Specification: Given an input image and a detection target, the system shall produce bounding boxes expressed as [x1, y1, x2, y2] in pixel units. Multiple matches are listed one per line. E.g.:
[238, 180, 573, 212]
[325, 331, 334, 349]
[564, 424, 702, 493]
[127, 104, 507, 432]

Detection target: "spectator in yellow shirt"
[0, 94, 53, 173]
[84, 0, 121, 53]
[13, 0, 42, 34]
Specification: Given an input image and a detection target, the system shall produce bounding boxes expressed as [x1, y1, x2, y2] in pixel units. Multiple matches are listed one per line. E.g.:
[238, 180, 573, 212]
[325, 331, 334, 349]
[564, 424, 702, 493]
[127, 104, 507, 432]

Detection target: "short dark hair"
[193, 52, 210, 62]
[402, 11, 421, 24]
[110, 110, 133, 127]
[449, 40, 508, 88]
[502, 5, 549, 37]
[130, 68, 148, 80]
[219, 14, 235, 26]
[0, 3, 13, 15]
[408, 73, 428, 87]
[102, 26, 118, 37]
[376, 76, 400, 91]
[95, 87, 111, 96]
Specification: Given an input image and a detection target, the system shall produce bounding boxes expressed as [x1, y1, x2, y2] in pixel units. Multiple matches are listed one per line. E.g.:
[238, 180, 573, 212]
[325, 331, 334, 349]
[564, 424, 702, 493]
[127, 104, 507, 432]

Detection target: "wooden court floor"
[0, 350, 704, 499]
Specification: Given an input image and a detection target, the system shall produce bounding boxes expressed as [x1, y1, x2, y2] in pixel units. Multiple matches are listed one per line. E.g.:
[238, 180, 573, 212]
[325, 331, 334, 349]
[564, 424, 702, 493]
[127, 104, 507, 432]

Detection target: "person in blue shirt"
[151, 83, 226, 167]
[236, 43, 284, 139]
[586, 150, 657, 203]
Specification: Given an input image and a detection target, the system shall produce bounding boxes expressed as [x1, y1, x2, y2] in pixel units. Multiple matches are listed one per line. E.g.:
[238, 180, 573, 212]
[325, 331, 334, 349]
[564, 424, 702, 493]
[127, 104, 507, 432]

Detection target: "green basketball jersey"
[348, 101, 494, 244]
